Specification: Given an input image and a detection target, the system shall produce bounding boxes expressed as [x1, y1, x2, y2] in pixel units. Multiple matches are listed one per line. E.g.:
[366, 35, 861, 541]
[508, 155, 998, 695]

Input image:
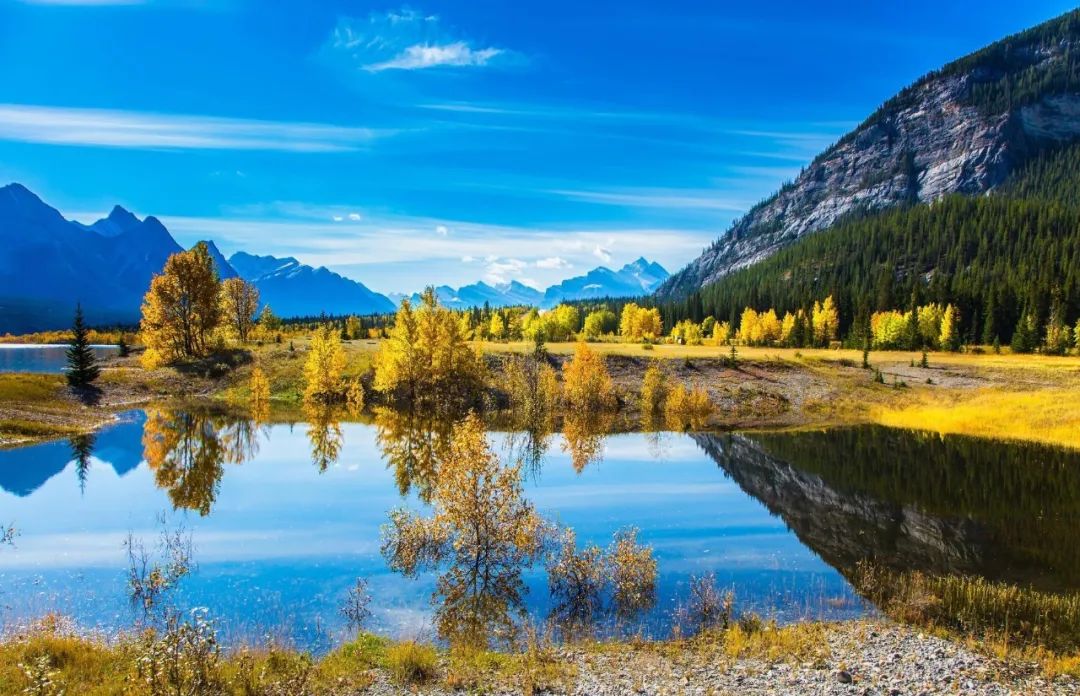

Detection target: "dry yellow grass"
[873, 388, 1080, 450]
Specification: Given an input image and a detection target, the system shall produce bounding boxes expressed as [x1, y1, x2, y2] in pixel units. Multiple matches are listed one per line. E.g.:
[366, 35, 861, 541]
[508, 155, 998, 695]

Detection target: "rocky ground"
[359, 622, 1077, 695]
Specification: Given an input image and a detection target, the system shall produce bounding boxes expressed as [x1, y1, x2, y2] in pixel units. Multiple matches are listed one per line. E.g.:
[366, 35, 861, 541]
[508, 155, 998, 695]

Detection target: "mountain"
[228, 251, 395, 317]
[391, 280, 545, 311]
[0, 184, 392, 332]
[659, 9, 1080, 298]
[391, 258, 669, 311]
[197, 240, 239, 280]
[0, 184, 182, 332]
[542, 257, 669, 307]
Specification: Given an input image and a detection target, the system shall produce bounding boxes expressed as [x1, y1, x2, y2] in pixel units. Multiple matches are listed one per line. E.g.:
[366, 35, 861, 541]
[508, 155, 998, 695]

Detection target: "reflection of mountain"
[0, 440, 73, 496]
[92, 412, 147, 477]
[0, 414, 148, 496]
[693, 428, 1080, 592]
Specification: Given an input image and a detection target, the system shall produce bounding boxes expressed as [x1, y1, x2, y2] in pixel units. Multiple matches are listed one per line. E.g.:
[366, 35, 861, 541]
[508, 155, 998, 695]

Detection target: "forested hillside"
[658, 9, 1080, 300]
[654, 150, 1080, 345]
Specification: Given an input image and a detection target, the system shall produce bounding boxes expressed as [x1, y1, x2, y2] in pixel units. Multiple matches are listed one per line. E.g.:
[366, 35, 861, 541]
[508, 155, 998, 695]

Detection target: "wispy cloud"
[549, 187, 750, 212]
[15, 0, 147, 5]
[329, 8, 514, 73]
[0, 104, 382, 152]
[535, 256, 570, 269]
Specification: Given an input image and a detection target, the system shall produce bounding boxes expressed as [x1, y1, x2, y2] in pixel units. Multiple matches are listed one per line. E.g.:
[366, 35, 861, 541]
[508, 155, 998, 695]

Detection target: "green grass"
[0, 419, 79, 439]
[0, 373, 64, 401]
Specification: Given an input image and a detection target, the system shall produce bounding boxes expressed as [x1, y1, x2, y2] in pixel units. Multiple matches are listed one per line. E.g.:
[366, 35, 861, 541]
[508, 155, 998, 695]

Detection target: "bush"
[385, 641, 438, 685]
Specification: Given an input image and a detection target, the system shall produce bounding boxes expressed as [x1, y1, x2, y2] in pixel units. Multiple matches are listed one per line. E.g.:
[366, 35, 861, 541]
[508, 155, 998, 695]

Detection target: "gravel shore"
[365, 621, 1078, 695]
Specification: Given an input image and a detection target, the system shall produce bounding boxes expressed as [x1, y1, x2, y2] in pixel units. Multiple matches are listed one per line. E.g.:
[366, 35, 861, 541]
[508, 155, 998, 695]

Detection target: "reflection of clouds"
[529, 482, 739, 508]
[377, 606, 434, 639]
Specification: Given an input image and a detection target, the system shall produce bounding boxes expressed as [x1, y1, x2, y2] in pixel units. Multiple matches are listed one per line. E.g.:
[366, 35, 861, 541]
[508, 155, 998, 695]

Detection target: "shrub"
[385, 641, 438, 685]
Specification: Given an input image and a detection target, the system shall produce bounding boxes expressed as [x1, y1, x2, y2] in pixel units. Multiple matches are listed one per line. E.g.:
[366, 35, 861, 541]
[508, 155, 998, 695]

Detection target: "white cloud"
[332, 215, 344, 222]
[461, 255, 476, 263]
[348, 212, 362, 221]
[484, 257, 528, 285]
[366, 42, 503, 72]
[435, 224, 449, 236]
[592, 245, 612, 263]
[550, 187, 748, 212]
[0, 104, 382, 152]
[329, 9, 512, 73]
[535, 256, 570, 269]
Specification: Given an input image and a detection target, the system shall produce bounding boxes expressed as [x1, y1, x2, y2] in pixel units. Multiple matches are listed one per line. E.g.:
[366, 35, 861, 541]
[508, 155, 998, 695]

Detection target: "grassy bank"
[2, 612, 1075, 695]
[4, 338, 1080, 451]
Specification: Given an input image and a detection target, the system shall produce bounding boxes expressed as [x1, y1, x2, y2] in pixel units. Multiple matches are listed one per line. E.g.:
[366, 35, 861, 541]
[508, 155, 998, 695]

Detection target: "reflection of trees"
[374, 406, 452, 503]
[302, 403, 344, 472]
[69, 433, 96, 495]
[142, 408, 263, 516]
[561, 410, 614, 473]
[744, 426, 1080, 588]
[382, 414, 549, 648]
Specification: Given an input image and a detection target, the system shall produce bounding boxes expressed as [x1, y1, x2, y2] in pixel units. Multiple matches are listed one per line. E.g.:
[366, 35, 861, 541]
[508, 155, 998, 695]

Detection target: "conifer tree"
[66, 304, 100, 387]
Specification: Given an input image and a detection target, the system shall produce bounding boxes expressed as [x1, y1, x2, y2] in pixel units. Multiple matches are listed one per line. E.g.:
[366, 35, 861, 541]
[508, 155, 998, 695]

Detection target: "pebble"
[359, 620, 1079, 695]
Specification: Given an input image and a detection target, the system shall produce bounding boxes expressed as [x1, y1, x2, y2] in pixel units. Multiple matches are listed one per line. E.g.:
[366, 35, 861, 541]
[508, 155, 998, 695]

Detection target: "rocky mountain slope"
[659, 9, 1080, 297]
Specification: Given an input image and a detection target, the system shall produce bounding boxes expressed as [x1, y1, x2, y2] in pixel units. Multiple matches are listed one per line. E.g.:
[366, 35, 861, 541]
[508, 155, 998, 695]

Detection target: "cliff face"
[659, 24, 1080, 297]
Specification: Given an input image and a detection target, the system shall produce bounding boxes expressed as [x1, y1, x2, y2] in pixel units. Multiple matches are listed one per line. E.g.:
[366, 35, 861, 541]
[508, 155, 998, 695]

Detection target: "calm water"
[1, 409, 1078, 652]
[0, 344, 120, 373]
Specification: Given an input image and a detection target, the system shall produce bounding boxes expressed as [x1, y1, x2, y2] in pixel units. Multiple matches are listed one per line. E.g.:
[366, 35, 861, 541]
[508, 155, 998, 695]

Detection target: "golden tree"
[664, 382, 713, 430]
[639, 361, 668, 415]
[619, 303, 662, 341]
[812, 295, 840, 346]
[139, 242, 222, 366]
[303, 325, 346, 404]
[381, 412, 549, 647]
[562, 342, 616, 411]
[220, 277, 260, 343]
[345, 315, 362, 340]
[374, 289, 483, 409]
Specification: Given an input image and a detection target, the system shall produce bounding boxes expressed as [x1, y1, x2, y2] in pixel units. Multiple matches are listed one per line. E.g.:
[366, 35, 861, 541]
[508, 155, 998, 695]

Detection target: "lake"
[0, 344, 120, 373]
[1, 408, 1078, 653]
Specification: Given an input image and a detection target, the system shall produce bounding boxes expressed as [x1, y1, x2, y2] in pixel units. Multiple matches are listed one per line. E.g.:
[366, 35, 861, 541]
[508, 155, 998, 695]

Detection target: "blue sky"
[0, 0, 1075, 294]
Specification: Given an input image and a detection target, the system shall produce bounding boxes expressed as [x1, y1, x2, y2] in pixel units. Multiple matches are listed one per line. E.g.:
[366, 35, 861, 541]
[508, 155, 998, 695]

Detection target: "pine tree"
[66, 304, 100, 387]
[117, 334, 131, 358]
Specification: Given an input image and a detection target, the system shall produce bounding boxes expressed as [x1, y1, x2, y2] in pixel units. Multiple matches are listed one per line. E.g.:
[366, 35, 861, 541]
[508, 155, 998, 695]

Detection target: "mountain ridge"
[658, 9, 1080, 298]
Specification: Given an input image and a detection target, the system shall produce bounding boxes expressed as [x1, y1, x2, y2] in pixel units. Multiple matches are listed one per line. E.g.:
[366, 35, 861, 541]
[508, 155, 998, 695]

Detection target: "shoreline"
[1, 617, 1076, 694]
[4, 341, 1080, 451]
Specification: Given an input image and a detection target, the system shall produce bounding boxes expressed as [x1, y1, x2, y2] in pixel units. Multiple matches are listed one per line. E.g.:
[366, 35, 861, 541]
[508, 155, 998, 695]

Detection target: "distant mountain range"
[0, 183, 667, 332]
[0, 184, 396, 332]
[390, 257, 669, 310]
[229, 252, 396, 318]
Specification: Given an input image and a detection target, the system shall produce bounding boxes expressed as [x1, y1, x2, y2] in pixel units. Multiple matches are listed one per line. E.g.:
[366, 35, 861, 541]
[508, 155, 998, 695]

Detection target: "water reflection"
[3, 407, 1080, 651]
[699, 428, 1080, 592]
[302, 403, 344, 472]
[374, 406, 452, 502]
[142, 408, 263, 516]
[69, 433, 95, 495]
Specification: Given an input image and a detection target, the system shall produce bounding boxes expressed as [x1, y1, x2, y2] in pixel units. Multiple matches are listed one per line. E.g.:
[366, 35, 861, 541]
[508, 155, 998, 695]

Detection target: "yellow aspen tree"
[562, 342, 616, 411]
[139, 242, 222, 365]
[303, 324, 346, 404]
[220, 277, 260, 343]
